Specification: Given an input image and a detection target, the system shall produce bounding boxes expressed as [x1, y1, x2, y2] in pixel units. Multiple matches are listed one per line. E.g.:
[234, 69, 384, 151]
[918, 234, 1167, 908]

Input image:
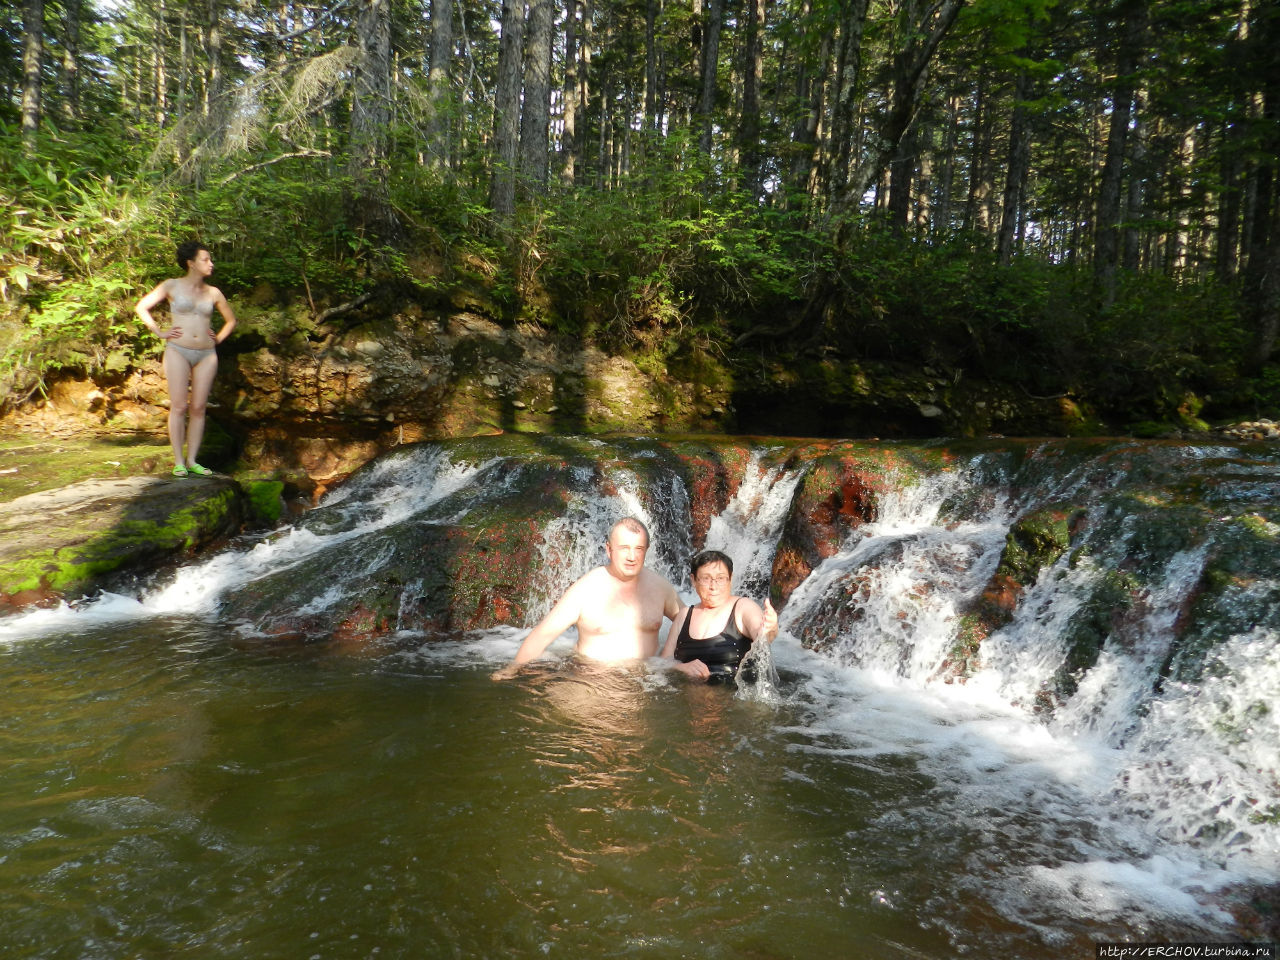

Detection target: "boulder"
[0, 474, 247, 609]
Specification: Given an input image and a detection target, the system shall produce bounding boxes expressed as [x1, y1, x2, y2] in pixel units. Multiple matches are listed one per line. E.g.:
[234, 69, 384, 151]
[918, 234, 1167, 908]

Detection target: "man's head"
[604, 517, 651, 581]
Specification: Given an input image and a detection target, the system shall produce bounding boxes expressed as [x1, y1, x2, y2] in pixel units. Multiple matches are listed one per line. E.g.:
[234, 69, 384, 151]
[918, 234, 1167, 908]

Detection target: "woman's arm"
[135, 281, 180, 339]
[660, 606, 689, 658]
[737, 597, 778, 643]
[211, 287, 237, 344]
[662, 607, 711, 681]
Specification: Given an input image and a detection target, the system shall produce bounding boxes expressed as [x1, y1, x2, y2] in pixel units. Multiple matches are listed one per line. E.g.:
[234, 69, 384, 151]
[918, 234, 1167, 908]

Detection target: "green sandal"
[188, 463, 213, 477]
[172, 465, 189, 477]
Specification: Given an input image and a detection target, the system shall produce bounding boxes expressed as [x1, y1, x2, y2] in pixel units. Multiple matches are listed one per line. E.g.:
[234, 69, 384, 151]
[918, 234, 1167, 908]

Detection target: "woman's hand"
[759, 598, 778, 642]
[160, 325, 183, 340]
[674, 659, 711, 681]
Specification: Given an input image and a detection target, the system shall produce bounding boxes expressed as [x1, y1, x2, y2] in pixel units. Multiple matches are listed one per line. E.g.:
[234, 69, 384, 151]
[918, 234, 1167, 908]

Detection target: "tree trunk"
[915, 148, 933, 233]
[788, 0, 830, 203]
[178, 4, 190, 118]
[826, 0, 871, 203]
[738, 0, 765, 195]
[153, 0, 167, 126]
[1218, 130, 1243, 282]
[1247, 183, 1280, 365]
[886, 143, 913, 231]
[1172, 126, 1197, 273]
[1094, 0, 1147, 302]
[60, 0, 80, 127]
[350, 0, 399, 237]
[1245, 0, 1280, 366]
[204, 0, 222, 117]
[561, 0, 578, 185]
[997, 63, 1032, 265]
[427, 0, 454, 167]
[697, 0, 723, 154]
[490, 0, 526, 218]
[520, 0, 553, 190]
[836, 0, 966, 215]
[1123, 85, 1147, 271]
[966, 67, 993, 236]
[644, 0, 658, 131]
[22, 0, 44, 154]
[579, 0, 593, 185]
[935, 93, 960, 232]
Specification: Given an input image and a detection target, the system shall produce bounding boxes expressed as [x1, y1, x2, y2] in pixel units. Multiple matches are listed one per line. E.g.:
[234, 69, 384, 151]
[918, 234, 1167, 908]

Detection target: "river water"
[1, 438, 1276, 958]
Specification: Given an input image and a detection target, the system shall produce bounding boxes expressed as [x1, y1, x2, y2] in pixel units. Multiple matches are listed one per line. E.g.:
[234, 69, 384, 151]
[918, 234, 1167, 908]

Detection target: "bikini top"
[674, 599, 751, 674]
[169, 287, 215, 317]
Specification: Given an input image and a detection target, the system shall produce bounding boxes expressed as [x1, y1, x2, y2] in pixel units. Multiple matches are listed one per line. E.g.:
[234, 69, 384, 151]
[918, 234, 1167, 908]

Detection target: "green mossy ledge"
[0, 475, 261, 608]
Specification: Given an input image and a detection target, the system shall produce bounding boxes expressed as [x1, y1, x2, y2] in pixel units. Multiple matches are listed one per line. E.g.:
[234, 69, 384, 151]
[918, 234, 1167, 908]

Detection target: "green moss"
[246, 480, 286, 526]
[0, 486, 241, 598]
[0, 430, 173, 503]
[1051, 566, 1139, 700]
[998, 507, 1076, 585]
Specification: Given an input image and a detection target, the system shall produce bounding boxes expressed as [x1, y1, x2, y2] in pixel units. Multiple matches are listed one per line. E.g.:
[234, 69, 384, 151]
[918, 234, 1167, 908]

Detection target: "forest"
[2, 0, 1279, 433]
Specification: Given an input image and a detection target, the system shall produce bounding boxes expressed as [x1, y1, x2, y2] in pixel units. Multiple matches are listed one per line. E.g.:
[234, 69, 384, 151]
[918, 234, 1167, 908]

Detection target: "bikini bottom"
[166, 343, 216, 366]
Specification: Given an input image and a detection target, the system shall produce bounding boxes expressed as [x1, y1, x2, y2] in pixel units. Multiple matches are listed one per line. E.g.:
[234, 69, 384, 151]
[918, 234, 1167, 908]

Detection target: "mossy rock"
[244, 479, 286, 527]
[0, 475, 246, 607]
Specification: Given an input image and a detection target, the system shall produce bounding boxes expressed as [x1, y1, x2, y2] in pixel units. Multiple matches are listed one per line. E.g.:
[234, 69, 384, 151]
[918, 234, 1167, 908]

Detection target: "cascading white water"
[0, 445, 490, 639]
[780, 464, 1011, 678]
[701, 449, 805, 598]
[772, 447, 1280, 882]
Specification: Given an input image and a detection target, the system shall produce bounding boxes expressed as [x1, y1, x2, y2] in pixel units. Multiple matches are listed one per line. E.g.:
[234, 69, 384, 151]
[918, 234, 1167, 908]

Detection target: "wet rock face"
[0, 475, 247, 608]
[770, 444, 923, 606]
[669, 442, 754, 549]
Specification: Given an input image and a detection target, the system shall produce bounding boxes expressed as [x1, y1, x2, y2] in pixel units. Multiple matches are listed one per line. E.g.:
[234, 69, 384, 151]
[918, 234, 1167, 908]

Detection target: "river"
[1, 437, 1276, 958]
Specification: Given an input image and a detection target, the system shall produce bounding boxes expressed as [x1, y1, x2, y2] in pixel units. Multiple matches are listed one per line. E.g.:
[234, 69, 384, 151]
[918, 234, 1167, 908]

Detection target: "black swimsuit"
[674, 599, 754, 684]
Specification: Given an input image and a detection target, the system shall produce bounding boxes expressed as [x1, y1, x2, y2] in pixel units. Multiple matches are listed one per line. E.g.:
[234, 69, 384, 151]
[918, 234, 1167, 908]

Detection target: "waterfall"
[772, 442, 1280, 875]
[780, 464, 1011, 678]
[702, 448, 804, 598]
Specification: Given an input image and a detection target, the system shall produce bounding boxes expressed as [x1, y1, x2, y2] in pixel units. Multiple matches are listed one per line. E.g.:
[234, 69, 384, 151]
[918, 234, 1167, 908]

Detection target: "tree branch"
[315, 291, 376, 323]
[275, 0, 354, 42]
[219, 150, 331, 184]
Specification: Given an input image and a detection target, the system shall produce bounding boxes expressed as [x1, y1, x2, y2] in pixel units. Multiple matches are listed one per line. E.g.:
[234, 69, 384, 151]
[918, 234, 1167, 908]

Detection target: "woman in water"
[135, 241, 237, 477]
[662, 549, 778, 684]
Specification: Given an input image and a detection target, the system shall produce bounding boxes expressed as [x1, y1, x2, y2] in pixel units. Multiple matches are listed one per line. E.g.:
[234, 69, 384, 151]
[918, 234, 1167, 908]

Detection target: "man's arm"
[660, 606, 690, 659]
[663, 578, 682, 621]
[490, 579, 585, 680]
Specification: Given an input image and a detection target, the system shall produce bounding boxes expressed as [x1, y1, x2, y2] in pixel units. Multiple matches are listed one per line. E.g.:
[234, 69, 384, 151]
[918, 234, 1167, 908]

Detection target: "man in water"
[491, 517, 682, 679]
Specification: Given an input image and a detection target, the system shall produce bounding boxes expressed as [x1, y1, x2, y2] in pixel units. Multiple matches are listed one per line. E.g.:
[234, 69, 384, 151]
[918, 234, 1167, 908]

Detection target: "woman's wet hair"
[176, 240, 209, 271]
[690, 549, 733, 577]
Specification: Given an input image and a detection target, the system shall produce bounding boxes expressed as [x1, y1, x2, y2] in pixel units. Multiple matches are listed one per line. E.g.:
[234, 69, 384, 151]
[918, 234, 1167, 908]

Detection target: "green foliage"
[0, 122, 169, 394]
[537, 135, 813, 346]
[0, 113, 1266, 437]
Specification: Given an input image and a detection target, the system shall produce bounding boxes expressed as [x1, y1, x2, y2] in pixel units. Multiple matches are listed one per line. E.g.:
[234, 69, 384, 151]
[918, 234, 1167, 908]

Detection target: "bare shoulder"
[206, 284, 227, 302]
[638, 567, 677, 594]
[567, 565, 610, 595]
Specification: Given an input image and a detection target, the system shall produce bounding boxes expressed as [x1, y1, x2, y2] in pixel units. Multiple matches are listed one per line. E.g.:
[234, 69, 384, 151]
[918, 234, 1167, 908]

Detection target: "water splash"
[1115, 626, 1280, 870]
[733, 636, 782, 704]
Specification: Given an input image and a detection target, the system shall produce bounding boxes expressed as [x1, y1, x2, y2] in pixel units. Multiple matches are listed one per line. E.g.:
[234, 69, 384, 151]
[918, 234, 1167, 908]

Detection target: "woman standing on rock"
[135, 241, 237, 477]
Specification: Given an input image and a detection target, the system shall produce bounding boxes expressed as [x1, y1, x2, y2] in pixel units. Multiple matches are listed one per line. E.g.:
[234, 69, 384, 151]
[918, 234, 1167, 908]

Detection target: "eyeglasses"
[696, 575, 730, 586]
